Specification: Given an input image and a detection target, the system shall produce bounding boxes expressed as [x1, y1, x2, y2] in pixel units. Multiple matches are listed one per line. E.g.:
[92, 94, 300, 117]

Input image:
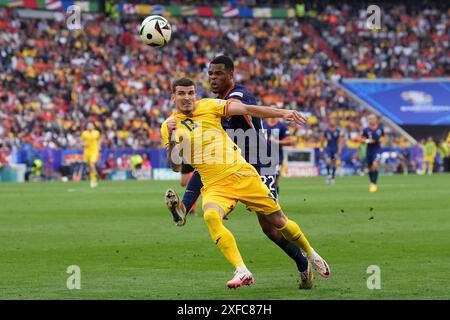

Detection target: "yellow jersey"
[161, 98, 246, 187]
[423, 141, 437, 158]
[81, 129, 101, 153]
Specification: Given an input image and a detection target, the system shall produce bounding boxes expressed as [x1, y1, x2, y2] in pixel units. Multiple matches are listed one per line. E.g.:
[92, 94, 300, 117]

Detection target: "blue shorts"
[367, 151, 381, 166]
[325, 148, 338, 160]
[261, 174, 278, 201]
[254, 165, 279, 200]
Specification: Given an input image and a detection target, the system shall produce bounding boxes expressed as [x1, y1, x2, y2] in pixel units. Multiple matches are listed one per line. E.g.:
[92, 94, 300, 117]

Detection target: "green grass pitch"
[1, 174, 449, 300]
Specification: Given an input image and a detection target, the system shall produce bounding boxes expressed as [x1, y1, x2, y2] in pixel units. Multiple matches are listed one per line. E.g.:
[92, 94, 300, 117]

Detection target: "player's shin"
[203, 208, 244, 268]
[90, 170, 97, 182]
[258, 215, 307, 272]
[276, 238, 308, 272]
[182, 171, 202, 212]
[277, 218, 313, 255]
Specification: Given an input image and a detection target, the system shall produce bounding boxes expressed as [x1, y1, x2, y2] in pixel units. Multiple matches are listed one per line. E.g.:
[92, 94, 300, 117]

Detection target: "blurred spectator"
[99, 153, 118, 179]
[0, 147, 10, 172]
[141, 153, 152, 170]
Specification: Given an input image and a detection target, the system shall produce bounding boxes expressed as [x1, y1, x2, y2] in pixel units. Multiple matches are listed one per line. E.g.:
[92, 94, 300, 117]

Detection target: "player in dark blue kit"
[165, 56, 314, 289]
[263, 117, 295, 195]
[361, 114, 384, 193]
[322, 120, 343, 185]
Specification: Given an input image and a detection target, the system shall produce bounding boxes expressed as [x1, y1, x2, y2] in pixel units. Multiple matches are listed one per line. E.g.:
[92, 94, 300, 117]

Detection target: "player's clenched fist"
[167, 118, 177, 138]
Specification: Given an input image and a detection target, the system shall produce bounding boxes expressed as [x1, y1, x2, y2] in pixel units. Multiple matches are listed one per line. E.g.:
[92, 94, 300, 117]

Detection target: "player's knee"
[265, 210, 286, 229]
[203, 208, 221, 225]
[262, 225, 283, 242]
[203, 208, 223, 243]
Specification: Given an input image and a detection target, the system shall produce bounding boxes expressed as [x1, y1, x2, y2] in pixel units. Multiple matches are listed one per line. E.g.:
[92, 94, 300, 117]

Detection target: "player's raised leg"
[165, 188, 187, 226]
[165, 170, 203, 226]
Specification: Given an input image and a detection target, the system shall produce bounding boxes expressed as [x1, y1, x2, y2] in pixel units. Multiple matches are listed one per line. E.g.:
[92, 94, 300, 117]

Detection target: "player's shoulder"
[228, 84, 256, 103]
[196, 98, 227, 110]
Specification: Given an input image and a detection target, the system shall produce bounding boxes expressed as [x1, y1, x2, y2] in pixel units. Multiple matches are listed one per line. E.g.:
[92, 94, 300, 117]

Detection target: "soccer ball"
[139, 15, 172, 48]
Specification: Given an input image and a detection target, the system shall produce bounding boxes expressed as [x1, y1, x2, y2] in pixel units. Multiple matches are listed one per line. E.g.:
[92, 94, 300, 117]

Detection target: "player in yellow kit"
[161, 78, 330, 288]
[81, 123, 101, 188]
[422, 136, 437, 175]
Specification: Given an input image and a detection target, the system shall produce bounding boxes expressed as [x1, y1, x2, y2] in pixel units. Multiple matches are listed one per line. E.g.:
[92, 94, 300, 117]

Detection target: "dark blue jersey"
[263, 120, 291, 164]
[220, 84, 270, 172]
[363, 125, 384, 153]
[324, 128, 341, 151]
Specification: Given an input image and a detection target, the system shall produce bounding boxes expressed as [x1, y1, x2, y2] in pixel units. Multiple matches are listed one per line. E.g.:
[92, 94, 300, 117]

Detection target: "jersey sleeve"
[227, 91, 244, 103]
[161, 121, 170, 149]
[210, 98, 231, 117]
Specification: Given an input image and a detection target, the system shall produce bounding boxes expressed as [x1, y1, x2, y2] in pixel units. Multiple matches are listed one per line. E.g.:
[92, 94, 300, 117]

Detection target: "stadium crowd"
[313, 3, 450, 78]
[2, 4, 446, 155]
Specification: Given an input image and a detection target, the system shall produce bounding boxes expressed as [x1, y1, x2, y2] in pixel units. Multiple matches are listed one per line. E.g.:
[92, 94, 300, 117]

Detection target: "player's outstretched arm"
[227, 101, 307, 126]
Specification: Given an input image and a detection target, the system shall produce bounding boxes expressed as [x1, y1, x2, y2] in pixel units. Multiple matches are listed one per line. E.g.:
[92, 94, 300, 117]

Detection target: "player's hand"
[284, 110, 307, 126]
[270, 135, 279, 144]
[365, 138, 375, 144]
[167, 119, 177, 138]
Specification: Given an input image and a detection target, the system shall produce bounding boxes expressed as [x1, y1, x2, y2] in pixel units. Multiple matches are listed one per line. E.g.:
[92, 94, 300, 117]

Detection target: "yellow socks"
[278, 218, 313, 255]
[203, 208, 244, 268]
[89, 171, 97, 182]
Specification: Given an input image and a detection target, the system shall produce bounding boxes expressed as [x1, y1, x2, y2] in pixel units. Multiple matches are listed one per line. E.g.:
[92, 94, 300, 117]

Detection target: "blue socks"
[275, 238, 308, 272]
[182, 171, 203, 212]
[369, 170, 378, 184]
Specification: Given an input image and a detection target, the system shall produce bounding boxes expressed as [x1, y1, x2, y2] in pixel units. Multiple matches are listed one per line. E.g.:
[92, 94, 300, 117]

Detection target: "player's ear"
[228, 70, 234, 81]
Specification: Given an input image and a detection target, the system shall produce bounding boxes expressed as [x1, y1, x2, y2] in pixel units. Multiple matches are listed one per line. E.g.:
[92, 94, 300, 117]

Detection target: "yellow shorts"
[201, 163, 281, 215]
[424, 157, 434, 163]
[84, 152, 99, 165]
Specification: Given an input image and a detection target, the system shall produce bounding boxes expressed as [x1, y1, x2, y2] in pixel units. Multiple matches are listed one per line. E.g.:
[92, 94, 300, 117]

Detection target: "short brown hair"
[172, 77, 195, 93]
